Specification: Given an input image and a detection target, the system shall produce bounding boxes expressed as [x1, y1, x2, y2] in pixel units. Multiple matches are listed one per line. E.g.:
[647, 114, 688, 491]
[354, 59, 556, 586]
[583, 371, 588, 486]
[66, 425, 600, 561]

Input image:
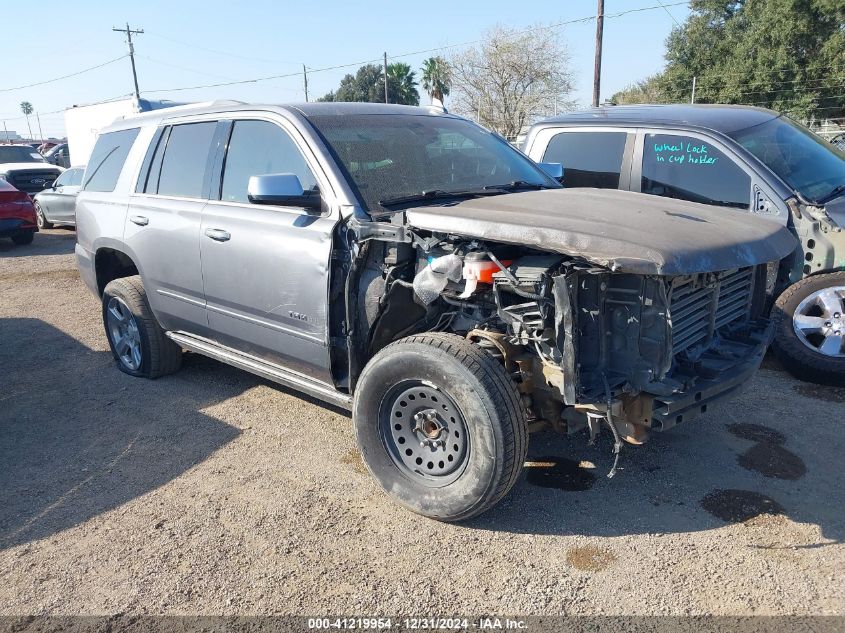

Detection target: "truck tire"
[772, 272, 845, 386]
[353, 332, 528, 521]
[11, 231, 34, 245]
[35, 202, 53, 229]
[102, 275, 182, 379]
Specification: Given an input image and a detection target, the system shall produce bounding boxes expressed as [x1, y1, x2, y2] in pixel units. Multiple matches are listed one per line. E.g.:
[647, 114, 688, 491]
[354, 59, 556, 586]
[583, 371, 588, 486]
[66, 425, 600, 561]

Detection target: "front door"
[200, 118, 338, 382]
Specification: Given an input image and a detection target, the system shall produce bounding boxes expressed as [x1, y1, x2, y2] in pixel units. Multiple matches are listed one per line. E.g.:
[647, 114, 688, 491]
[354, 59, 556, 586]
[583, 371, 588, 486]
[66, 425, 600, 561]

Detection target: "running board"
[166, 331, 352, 410]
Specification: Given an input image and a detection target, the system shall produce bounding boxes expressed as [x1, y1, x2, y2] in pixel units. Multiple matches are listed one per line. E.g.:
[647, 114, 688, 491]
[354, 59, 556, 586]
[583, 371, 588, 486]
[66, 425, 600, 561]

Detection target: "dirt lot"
[1, 229, 844, 616]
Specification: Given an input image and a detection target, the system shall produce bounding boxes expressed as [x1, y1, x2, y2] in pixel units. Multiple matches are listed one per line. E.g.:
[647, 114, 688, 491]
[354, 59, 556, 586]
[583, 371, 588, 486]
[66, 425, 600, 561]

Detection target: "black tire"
[772, 272, 845, 386]
[353, 332, 528, 522]
[102, 275, 182, 379]
[35, 202, 53, 229]
[11, 231, 34, 245]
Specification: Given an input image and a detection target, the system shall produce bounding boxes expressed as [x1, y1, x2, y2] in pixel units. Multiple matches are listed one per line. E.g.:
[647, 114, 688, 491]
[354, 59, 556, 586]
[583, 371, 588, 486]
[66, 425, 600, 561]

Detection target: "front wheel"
[102, 276, 182, 378]
[353, 333, 528, 522]
[772, 272, 845, 386]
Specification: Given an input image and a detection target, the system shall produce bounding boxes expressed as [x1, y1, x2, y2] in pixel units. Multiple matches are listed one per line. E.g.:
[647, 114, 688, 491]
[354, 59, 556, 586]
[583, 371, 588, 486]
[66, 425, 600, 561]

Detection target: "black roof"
[538, 104, 781, 134]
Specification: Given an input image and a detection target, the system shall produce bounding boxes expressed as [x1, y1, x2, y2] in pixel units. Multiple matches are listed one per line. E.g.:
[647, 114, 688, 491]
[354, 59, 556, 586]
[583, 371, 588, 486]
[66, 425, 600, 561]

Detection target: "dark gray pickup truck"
[75, 102, 795, 520]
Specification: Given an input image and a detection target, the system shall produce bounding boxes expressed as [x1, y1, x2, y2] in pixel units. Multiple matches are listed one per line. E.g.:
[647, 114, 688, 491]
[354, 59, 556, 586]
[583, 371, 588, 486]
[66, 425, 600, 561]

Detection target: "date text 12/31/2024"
[653, 141, 719, 165]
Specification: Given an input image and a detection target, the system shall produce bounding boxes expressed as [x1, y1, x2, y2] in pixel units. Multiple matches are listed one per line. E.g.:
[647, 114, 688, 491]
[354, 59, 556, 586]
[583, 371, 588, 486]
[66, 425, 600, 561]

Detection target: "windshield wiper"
[379, 188, 495, 208]
[483, 180, 551, 192]
[815, 185, 845, 205]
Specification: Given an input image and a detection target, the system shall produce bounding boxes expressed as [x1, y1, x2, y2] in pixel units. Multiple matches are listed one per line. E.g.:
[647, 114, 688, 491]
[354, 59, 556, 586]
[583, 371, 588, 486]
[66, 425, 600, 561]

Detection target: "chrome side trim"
[166, 331, 352, 410]
[156, 288, 206, 308]
[205, 303, 324, 344]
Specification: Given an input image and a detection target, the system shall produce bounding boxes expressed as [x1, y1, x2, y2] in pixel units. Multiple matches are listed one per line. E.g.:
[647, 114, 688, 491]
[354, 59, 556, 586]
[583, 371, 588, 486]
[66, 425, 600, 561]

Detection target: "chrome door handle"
[130, 215, 149, 226]
[204, 228, 231, 242]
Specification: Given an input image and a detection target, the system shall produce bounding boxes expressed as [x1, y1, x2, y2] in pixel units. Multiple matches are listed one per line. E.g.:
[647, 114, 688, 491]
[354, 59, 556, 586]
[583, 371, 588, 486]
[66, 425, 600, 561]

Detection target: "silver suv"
[76, 101, 795, 521]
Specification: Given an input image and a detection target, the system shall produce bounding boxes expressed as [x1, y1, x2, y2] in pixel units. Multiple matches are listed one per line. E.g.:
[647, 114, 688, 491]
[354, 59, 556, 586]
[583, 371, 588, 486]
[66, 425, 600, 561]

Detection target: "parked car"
[33, 165, 84, 228]
[0, 179, 38, 245]
[0, 144, 63, 196]
[75, 102, 794, 520]
[37, 141, 59, 154]
[523, 105, 845, 385]
[43, 143, 71, 168]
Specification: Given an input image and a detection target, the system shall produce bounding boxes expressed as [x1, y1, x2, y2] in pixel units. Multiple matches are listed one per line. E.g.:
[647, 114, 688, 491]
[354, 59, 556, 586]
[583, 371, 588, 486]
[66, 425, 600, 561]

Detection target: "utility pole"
[383, 52, 389, 104]
[36, 112, 44, 142]
[592, 0, 605, 108]
[112, 23, 144, 100]
[2, 121, 8, 144]
[691, 76, 697, 104]
[303, 64, 309, 102]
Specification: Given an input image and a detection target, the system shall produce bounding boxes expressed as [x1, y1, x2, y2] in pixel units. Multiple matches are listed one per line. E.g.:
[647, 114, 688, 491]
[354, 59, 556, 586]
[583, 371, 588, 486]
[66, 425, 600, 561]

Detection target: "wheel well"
[95, 248, 139, 295]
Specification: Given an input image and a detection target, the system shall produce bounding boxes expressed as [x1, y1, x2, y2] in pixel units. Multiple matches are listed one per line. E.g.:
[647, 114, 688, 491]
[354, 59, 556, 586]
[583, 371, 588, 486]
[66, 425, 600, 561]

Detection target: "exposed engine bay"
[346, 225, 774, 470]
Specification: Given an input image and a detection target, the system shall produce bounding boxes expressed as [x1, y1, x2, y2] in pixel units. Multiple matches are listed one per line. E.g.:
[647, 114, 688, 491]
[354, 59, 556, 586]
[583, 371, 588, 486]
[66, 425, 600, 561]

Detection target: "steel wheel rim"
[378, 380, 470, 487]
[106, 297, 143, 370]
[792, 286, 845, 358]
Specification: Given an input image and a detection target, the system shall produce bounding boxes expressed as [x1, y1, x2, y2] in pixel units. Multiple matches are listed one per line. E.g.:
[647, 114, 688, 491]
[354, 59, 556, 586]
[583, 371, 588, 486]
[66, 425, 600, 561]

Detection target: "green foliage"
[318, 63, 419, 106]
[421, 57, 452, 103]
[612, 0, 845, 121]
[610, 75, 666, 105]
[20, 101, 33, 116]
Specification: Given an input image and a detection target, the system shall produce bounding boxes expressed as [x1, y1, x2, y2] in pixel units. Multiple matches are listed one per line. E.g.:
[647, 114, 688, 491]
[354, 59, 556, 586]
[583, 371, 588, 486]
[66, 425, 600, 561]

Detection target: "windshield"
[728, 116, 845, 203]
[308, 113, 558, 212]
[0, 145, 47, 164]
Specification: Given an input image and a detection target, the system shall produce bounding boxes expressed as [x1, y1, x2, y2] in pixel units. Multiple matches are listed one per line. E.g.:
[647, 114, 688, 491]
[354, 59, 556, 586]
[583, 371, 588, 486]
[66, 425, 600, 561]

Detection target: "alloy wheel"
[106, 296, 143, 370]
[792, 286, 845, 358]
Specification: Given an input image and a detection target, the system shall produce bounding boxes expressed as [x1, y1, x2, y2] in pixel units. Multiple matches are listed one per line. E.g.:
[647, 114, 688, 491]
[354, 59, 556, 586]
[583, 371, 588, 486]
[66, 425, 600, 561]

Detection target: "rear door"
[125, 119, 219, 335]
[199, 115, 338, 381]
[529, 128, 634, 189]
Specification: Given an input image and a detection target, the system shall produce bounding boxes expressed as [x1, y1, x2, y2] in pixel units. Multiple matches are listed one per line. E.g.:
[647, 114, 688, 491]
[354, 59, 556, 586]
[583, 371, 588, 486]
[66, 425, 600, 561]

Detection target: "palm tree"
[20, 102, 34, 141]
[385, 63, 419, 106]
[421, 57, 452, 105]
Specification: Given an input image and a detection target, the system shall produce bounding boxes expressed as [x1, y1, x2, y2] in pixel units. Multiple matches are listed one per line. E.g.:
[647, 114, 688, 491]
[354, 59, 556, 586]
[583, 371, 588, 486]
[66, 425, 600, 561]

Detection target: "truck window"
[542, 131, 627, 188]
[154, 122, 217, 199]
[641, 133, 750, 209]
[220, 120, 317, 203]
[83, 128, 140, 192]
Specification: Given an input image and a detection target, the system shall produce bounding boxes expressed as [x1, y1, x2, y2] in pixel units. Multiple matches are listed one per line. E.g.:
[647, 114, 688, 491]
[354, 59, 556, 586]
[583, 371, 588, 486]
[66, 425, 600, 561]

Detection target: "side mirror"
[537, 162, 564, 183]
[247, 173, 321, 212]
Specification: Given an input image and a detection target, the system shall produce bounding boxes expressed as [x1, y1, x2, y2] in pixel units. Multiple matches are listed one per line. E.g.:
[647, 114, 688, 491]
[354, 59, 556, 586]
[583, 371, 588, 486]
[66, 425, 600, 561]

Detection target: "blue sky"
[1, 0, 690, 138]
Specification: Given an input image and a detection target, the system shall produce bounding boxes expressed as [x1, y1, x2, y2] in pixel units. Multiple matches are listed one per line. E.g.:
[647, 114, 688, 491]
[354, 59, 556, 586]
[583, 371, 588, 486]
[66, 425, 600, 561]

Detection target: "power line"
[0, 55, 127, 93]
[145, 31, 301, 66]
[138, 55, 237, 81]
[144, 1, 692, 95]
[112, 24, 144, 100]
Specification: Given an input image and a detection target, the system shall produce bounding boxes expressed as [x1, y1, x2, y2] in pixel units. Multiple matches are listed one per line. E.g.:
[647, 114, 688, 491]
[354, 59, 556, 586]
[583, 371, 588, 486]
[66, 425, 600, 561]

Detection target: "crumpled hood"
[405, 188, 797, 276]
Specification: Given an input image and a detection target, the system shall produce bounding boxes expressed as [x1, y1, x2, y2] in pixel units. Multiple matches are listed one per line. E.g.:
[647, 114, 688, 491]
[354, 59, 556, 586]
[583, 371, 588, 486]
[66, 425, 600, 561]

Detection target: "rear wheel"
[35, 202, 53, 229]
[102, 276, 182, 378]
[772, 272, 845, 386]
[11, 231, 34, 246]
[353, 333, 528, 521]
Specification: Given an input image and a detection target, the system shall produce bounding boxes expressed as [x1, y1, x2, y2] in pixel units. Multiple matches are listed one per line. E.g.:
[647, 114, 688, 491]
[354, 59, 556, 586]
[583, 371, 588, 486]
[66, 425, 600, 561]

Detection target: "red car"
[0, 179, 38, 245]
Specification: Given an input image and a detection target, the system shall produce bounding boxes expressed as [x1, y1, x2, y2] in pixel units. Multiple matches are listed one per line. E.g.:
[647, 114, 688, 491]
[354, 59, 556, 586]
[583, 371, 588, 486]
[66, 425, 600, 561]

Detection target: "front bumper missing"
[647, 318, 774, 431]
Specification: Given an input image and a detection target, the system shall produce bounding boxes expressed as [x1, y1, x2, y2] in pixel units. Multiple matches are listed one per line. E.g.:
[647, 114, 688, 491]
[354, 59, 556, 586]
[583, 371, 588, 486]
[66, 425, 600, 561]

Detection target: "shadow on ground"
[0, 318, 245, 551]
[0, 228, 76, 258]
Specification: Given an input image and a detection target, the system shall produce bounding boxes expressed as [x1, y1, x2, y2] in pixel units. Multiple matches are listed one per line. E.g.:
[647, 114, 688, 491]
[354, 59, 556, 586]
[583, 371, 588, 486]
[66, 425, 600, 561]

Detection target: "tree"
[449, 25, 575, 139]
[616, 0, 845, 121]
[610, 75, 666, 105]
[19, 101, 34, 141]
[317, 63, 419, 105]
[386, 62, 420, 106]
[421, 57, 452, 104]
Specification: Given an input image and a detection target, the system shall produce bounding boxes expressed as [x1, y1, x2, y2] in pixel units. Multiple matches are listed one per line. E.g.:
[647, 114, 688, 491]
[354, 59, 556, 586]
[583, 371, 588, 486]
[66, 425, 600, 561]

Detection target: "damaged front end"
[347, 225, 775, 461]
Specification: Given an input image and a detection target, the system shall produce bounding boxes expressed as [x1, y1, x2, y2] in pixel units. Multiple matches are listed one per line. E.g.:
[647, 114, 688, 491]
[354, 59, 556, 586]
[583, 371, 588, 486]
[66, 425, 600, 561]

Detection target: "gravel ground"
[1, 229, 843, 617]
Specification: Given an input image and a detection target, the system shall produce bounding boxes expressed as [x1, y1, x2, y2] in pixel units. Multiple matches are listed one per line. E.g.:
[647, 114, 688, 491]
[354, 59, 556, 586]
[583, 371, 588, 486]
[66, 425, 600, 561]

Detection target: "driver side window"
[221, 120, 317, 204]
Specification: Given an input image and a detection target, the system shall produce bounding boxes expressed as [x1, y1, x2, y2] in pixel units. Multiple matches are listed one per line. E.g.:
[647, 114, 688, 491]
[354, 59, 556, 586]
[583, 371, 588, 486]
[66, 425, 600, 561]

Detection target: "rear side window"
[542, 131, 628, 188]
[83, 128, 140, 192]
[641, 133, 751, 209]
[154, 122, 217, 198]
[220, 120, 317, 204]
